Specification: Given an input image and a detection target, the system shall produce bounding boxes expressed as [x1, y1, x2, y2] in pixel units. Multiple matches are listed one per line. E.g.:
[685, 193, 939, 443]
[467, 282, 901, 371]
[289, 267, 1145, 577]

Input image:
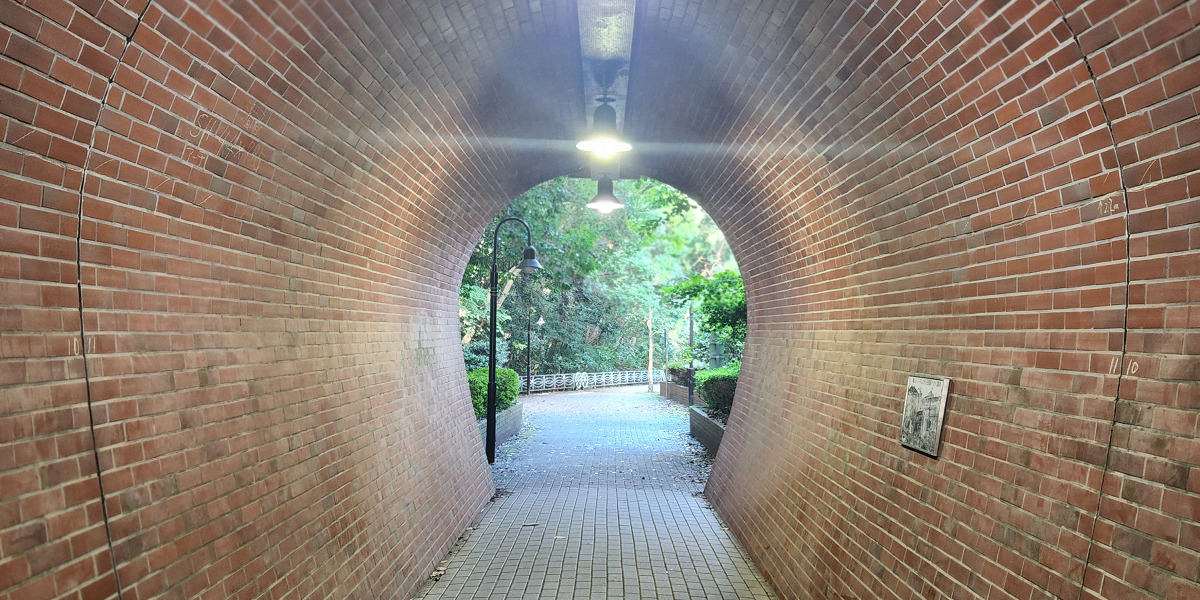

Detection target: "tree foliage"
[459, 176, 736, 375]
[664, 270, 747, 359]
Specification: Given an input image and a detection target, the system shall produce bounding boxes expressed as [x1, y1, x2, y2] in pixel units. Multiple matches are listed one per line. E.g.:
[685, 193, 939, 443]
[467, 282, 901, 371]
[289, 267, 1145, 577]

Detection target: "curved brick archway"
[1, 2, 1196, 600]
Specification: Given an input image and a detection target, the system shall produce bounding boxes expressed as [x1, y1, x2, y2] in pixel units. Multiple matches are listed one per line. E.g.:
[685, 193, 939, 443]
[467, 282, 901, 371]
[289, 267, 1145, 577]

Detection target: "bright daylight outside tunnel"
[1, 0, 1198, 599]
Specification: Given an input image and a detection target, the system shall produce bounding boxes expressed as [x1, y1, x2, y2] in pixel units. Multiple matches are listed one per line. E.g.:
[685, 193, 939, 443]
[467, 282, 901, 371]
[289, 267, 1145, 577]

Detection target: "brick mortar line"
[112, 3, 497, 286]
[74, 3, 155, 598]
[1049, 2, 1135, 597]
[691, 2, 974, 205]
[257, 1, 513, 205]
[714, 4, 1113, 270]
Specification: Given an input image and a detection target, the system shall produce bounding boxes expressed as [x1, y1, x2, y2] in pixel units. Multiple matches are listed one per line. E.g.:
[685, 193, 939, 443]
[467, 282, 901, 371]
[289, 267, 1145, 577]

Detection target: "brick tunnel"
[1, 1, 1198, 599]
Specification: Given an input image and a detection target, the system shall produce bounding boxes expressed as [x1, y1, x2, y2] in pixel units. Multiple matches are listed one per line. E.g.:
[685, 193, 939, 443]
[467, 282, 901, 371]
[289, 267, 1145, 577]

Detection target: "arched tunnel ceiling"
[1, 1, 1197, 600]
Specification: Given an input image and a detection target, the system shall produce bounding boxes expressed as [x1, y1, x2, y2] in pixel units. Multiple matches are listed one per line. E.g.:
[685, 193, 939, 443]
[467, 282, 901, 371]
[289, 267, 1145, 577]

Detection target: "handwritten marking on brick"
[1099, 197, 1121, 215]
[183, 104, 270, 173]
[71, 337, 95, 356]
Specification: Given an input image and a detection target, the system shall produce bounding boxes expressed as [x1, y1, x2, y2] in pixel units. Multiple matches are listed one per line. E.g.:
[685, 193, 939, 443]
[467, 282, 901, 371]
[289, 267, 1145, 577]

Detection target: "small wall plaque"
[900, 375, 951, 457]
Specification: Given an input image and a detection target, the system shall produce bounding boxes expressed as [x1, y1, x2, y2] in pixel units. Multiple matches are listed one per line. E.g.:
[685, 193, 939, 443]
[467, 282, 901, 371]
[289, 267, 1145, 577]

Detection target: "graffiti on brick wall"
[181, 104, 271, 174]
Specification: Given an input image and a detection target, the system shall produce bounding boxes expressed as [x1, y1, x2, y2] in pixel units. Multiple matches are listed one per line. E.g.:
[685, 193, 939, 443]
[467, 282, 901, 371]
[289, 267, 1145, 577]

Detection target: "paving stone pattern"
[414, 387, 776, 600]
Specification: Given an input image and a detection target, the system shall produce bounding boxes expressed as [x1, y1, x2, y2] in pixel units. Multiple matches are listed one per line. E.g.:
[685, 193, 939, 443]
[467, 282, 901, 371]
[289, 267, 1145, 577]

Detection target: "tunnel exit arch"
[453, 173, 745, 373]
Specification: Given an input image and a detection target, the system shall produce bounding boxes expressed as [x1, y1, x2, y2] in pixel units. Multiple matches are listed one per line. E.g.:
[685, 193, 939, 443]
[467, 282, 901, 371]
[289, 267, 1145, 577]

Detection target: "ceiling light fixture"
[586, 176, 625, 213]
[576, 97, 631, 159]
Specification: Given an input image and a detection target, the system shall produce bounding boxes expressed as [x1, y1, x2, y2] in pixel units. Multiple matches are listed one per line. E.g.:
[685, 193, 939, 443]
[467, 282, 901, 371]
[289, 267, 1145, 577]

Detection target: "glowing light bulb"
[576, 137, 632, 158]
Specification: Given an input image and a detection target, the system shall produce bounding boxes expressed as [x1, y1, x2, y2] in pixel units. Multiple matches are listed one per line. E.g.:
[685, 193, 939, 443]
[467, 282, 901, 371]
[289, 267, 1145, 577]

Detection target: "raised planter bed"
[689, 406, 724, 456]
[478, 402, 523, 448]
[660, 381, 692, 404]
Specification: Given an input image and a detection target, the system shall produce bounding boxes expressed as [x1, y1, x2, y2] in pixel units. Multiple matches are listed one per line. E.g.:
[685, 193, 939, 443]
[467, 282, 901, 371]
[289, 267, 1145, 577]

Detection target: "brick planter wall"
[689, 406, 725, 457]
[660, 381, 692, 404]
[2, 2, 1197, 600]
[478, 402, 524, 449]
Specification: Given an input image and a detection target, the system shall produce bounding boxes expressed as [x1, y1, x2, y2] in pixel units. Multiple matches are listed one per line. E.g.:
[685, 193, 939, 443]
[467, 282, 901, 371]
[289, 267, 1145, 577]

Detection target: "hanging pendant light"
[586, 176, 624, 213]
[576, 98, 632, 159]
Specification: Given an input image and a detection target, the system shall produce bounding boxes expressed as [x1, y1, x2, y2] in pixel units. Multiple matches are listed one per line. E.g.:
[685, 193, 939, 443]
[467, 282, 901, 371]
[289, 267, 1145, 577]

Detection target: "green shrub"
[666, 361, 693, 388]
[695, 361, 739, 416]
[467, 367, 520, 419]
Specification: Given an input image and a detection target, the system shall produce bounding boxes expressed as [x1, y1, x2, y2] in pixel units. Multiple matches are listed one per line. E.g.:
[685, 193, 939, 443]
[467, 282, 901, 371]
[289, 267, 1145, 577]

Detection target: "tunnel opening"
[455, 175, 742, 394]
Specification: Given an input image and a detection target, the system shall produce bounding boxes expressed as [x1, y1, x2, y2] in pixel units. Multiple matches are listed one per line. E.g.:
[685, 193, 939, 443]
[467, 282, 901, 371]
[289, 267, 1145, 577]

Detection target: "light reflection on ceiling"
[577, 0, 637, 175]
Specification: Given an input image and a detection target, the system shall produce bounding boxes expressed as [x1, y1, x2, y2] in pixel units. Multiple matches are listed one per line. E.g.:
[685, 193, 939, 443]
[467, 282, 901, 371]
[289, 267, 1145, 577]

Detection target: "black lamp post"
[687, 302, 695, 406]
[488, 217, 541, 464]
[525, 307, 532, 393]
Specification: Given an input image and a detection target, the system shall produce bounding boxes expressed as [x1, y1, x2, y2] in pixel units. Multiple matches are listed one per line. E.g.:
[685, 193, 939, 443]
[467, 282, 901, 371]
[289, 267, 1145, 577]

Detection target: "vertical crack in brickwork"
[73, 4, 155, 598]
[1048, 3, 1133, 598]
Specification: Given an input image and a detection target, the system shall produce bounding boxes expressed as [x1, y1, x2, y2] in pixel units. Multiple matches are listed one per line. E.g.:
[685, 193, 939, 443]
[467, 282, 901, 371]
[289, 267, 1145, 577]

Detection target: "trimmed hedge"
[467, 367, 519, 419]
[695, 362, 739, 416]
[666, 361, 693, 388]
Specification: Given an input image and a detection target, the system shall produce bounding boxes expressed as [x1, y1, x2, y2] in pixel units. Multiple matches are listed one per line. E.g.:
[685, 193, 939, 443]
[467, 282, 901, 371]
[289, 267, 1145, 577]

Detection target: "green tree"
[664, 270, 746, 360]
[460, 176, 735, 375]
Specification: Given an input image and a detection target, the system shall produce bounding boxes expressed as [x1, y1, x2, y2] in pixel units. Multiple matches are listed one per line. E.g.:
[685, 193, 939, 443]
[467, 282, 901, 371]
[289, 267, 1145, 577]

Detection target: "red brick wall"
[638, 1, 1198, 599]
[3, 1, 1197, 600]
[1, 1, 580, 599]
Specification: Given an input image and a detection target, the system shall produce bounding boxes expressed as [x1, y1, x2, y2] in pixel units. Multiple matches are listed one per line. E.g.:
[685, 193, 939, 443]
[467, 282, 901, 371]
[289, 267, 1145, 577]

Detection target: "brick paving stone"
[413, 386, 777, 600]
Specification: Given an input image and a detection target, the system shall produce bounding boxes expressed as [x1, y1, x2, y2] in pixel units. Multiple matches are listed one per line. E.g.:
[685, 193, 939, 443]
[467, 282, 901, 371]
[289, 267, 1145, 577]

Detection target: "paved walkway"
[413, 387, 777, 599]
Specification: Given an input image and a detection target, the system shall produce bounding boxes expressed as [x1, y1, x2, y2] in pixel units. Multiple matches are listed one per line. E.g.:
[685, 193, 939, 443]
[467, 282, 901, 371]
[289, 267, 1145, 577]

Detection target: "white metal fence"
[519, 370, 665, 393]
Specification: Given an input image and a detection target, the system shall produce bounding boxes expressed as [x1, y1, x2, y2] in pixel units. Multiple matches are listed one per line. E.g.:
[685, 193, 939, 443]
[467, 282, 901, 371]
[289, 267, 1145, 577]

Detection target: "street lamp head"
[518, 245, 542, 273]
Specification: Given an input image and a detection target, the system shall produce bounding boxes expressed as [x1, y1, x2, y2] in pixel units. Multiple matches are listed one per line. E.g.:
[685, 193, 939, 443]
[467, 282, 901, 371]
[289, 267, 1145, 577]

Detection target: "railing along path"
[519, 370, 665, 393]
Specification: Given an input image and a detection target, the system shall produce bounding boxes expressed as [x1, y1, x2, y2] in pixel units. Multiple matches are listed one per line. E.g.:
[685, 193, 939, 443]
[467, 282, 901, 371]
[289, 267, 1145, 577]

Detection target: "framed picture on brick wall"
[900, 375, 951, 457]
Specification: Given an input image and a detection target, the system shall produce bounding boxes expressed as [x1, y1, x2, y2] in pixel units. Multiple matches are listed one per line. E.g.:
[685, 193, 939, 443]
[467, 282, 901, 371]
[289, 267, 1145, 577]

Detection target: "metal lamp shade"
[518, 246, 542, 273]
[576, 103, 632, 158]
[586, 177, 625, 213]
